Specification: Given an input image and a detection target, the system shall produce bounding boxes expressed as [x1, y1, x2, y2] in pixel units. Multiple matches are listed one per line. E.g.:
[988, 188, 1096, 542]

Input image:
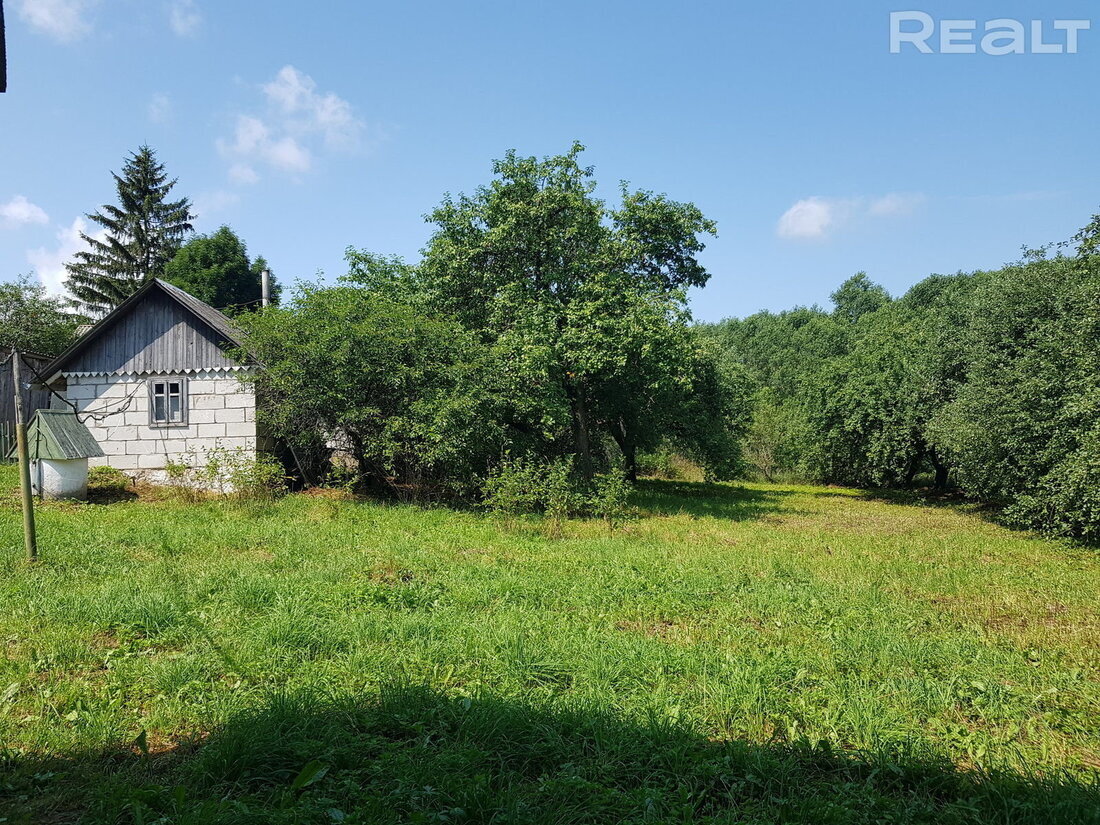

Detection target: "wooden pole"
[12, 351, 37, 562]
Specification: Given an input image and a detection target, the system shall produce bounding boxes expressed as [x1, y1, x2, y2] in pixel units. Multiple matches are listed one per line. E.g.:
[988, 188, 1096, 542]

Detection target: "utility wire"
[16, 354, 142, 423]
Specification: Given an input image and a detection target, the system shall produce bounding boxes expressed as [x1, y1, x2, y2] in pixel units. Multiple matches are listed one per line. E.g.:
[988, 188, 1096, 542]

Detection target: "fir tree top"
[65, 145, 195, 315]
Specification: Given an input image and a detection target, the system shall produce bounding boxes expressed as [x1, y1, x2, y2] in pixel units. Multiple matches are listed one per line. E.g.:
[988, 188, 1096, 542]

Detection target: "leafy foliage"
[0, 275, 84, 355]
[236, 283, 503, 500]
[164, 447, 287, 501]
[931, 251, 1100, 538]
[704, 213, 1100, 539]
[482, 456, 583, 521]
[163, 226, 278, 312]
[65, 146, 194, 315]
[418, 142, 743, 483]
[244, 145, 747, 506]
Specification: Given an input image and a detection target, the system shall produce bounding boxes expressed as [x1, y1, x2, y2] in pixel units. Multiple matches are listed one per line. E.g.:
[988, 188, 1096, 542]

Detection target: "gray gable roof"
[40, 279, 249, 381]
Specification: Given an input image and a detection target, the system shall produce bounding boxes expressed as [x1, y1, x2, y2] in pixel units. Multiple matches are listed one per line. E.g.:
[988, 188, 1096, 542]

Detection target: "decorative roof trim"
[61, 365, 253, 378]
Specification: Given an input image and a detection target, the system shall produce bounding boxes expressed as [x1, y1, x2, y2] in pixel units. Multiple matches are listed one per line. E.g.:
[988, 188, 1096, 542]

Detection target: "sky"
[1, 0, 1098, 322]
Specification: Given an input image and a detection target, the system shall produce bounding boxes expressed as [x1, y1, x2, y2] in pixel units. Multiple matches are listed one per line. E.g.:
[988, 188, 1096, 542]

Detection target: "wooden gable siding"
[0, 350, 51, 423]
[64, 290, 239, 374]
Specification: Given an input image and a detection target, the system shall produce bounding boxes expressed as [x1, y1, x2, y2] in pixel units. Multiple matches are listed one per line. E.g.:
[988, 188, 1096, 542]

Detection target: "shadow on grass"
[850, 486, 1076, 542]
[856, 485, 995, 512]
[5, 685, 1097, 824]
[85, 485, 139, 505]
[632, 479, 807, 522]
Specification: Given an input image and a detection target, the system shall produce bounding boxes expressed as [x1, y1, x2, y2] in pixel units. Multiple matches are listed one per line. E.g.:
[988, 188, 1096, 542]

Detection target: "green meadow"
[1, 465, 1098, 823]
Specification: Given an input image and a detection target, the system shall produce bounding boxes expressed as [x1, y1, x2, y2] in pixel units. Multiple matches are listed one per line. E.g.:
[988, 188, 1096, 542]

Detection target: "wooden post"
[12, 351, 37, 562]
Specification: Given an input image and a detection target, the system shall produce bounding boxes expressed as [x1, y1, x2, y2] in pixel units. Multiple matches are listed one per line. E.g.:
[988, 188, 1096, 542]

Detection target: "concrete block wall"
[59, 368, 258, 484]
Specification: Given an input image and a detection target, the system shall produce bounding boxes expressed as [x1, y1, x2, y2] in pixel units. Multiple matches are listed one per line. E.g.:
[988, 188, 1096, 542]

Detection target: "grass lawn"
[1, 464, 1098, 823]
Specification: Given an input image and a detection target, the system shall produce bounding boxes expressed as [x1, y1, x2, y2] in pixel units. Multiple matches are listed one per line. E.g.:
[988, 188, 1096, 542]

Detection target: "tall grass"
[0, 467, 1097, 822]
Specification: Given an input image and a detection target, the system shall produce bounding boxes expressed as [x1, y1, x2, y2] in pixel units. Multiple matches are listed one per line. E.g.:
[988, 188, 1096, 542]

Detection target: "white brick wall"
[61, 369, 259, 484]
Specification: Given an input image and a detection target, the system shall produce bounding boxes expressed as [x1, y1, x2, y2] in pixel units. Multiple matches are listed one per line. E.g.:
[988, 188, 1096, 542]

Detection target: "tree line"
[5, 142, 1097, 539]
[3, 143, 744, 512]
[236, 144, 747, 507]
[700, 219, 1100, 540]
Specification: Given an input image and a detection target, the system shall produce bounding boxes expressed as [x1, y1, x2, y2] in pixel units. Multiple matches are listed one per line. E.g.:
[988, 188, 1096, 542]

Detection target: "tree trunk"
[903, 447, 923, 487]
[610, 418, 638, 483]
[568, 382, 594, 480]
[929, 448, 950, 490]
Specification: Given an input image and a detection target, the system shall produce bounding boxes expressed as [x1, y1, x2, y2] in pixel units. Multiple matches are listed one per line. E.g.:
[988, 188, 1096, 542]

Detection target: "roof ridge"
[38, 279, 248, 383]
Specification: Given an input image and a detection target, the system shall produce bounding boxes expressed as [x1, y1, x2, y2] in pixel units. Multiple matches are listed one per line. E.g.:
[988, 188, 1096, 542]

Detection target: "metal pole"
[12, 351, 37, 562]
[261, 269, 271, 308]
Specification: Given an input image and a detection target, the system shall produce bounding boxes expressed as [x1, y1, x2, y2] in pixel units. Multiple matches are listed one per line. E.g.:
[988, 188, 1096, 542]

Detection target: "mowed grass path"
[1, 466, 1098, 823]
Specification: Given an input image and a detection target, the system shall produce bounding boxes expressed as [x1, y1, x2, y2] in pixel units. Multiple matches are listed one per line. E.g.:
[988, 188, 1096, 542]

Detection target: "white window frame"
[149, 377, 188, 427]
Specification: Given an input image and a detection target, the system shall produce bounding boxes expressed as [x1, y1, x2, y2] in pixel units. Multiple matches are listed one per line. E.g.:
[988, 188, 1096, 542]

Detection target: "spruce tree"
[65, 146, 195, 314]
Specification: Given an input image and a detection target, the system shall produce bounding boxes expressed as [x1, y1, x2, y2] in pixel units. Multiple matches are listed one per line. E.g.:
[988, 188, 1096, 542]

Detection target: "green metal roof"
[5, 410, 105, 460]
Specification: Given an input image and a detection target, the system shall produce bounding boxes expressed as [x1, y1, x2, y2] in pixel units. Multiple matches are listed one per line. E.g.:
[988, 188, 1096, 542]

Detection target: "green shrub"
[587, 472, 633, 528]
[637, 446, 677, 479]
[1004, 424, 1100, 541]
[87, 465, 130, 493]
[235, 454, 287, 500]
[636, 445, 702, 482]
[482, 457, 583, 520]
[483, 458, 634, 531]
[165, 448, 287, 501]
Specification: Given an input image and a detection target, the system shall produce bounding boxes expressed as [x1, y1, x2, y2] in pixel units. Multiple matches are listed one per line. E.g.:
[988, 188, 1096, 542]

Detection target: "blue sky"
[1, 1, 1098, 321]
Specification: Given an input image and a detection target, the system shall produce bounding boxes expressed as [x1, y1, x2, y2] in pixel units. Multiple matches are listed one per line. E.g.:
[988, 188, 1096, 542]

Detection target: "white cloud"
[18, 0, 94, 42]
[0, 195, 49, 227]
[263, 65, 363, 149]
[26, 217, 106, 298]
[228, 114, 269, 154]
[777, 197, 846, 240]
[218, 65, 364, 184]
[868, 192, 926, 217]
[777, 193, 926, 241]
[168, 0, 202, 36]
[264, 136, 312, 173]
[218, 114, 313, 176]
[148, 93, 173, 124]
[228, 163, 259, 185]
[193, 189, 240, 220]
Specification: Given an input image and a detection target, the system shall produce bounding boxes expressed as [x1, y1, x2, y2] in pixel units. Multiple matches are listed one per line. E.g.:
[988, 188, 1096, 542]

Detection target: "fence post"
[13, 352, 37, 562]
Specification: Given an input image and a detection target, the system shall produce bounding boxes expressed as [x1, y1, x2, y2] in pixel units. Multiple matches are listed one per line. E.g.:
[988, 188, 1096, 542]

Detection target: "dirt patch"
[926, 595, 1100, 654]
[615, 618, 701, 645]
[302, 487, 358, 501]
[367, 563, 417, 585]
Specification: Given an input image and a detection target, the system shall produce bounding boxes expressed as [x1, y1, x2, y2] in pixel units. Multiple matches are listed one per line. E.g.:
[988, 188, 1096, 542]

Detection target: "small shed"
[1, 348, 52, 458]
[7, 410, 105, 499]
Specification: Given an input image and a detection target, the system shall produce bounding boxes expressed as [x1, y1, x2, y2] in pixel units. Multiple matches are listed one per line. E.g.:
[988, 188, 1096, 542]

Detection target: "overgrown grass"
[1, 466, 1098, 822]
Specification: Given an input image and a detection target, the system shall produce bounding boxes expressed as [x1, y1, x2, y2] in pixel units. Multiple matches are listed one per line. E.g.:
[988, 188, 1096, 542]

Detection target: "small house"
[37, 279, 266, 485]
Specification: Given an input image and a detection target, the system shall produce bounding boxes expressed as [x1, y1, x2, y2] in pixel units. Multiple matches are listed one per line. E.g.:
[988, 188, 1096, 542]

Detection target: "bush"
[1004, 425, 1100, 541]
[235, 285, 503, 501]
[482, 457, 583, 521]
[165, 448, 287, 501]
[587, 472, 633, 528]
[483, 458, 634, 531]
[636, 445, 702, 482]
[637, 446, 678, 479]
[87, 465, 131, 495]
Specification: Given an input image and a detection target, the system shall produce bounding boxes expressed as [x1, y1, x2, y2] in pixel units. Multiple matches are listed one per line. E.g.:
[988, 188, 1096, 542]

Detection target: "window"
[149, 378, 187, 426]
